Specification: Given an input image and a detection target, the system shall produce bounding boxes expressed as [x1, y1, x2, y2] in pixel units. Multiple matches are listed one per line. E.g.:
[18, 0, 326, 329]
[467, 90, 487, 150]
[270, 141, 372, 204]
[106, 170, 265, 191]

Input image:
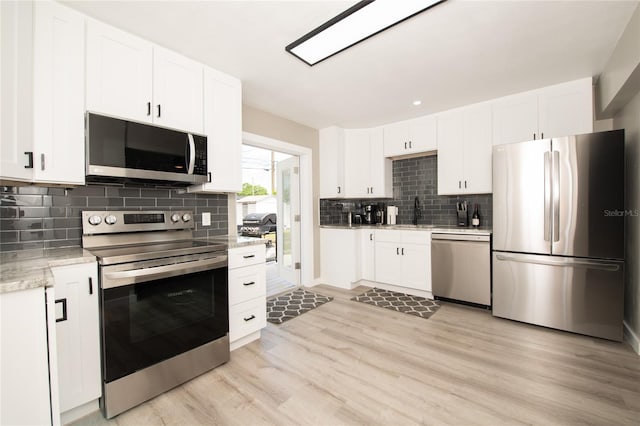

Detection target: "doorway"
[238, 145, 300, 296]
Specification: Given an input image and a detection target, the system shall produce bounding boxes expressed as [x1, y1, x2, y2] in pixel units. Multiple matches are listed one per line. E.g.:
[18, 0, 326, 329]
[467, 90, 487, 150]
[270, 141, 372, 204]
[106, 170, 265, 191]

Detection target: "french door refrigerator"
[492, 129, 625, 341]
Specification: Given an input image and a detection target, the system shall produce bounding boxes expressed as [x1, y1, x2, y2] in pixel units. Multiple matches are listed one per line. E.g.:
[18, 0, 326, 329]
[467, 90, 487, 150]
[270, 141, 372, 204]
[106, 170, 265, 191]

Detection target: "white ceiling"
[64, 1, 638, 129]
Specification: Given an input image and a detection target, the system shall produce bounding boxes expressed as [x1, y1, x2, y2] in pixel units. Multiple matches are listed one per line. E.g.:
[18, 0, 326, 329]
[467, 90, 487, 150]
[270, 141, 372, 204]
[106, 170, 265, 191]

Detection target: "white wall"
[613, 90, 640, 354]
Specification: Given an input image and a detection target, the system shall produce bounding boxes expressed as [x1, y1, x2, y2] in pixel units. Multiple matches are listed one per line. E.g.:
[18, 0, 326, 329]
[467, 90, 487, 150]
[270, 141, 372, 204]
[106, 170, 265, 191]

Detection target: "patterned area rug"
[351, 288, 440, 319]
[266, 289, 333, 324]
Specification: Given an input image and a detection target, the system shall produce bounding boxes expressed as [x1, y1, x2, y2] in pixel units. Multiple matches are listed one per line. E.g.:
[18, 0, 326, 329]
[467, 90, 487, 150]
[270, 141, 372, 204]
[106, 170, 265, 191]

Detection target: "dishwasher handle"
[431, 233, 490, 243]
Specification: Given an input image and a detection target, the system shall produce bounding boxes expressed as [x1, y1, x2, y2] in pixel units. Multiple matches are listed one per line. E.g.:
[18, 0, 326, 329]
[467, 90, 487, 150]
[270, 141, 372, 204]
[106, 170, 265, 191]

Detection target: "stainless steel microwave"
[85, 112, 209, 185]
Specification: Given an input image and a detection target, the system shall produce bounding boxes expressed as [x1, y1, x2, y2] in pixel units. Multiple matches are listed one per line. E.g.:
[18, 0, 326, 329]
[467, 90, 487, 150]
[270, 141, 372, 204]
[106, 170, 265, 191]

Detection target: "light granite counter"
[197, 234, 268, 249]
[320, 224, 491, 236]
[0, 247, 97, 294]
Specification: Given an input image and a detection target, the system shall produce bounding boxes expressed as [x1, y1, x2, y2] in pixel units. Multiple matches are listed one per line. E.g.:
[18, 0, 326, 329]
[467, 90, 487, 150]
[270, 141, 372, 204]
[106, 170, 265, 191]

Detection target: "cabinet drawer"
[228, 245, 265, 269]
[375, 230, 402, 243]
[229, 298, 266, 341]
[401, 230, 430, 244]
[229, 264, 266, 305]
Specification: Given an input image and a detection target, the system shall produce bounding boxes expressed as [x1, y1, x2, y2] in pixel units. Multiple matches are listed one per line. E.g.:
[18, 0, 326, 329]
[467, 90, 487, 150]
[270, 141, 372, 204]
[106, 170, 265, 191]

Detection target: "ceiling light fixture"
[285, 0, 447, 66]
[413, 100, 422, 106]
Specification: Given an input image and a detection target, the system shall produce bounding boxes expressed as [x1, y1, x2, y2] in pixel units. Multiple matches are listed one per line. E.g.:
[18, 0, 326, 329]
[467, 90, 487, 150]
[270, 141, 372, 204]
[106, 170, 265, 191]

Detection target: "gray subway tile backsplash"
[320, 155, 493, 228]
[0, 183, 229, 252]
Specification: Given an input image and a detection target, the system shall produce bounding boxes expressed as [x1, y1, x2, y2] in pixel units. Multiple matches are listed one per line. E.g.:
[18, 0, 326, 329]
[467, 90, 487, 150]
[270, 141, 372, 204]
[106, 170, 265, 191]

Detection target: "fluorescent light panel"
[286, 0, 446, 66]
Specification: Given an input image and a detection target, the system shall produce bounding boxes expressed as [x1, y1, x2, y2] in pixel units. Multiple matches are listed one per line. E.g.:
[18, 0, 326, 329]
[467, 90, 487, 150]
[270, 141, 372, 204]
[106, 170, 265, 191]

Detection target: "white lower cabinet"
[360, 230, 376, 281]
[228, 245, 266, 350]
[320, 228, 361, 289]
[0, 287, 59, 425]
[50, 262, 101, 423]
[374, 230, 432, 292]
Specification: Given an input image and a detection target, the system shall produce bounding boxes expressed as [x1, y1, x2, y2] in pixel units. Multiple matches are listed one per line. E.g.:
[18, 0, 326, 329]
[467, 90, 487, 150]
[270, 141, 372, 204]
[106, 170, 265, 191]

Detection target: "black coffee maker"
[363, 204, 377, 224]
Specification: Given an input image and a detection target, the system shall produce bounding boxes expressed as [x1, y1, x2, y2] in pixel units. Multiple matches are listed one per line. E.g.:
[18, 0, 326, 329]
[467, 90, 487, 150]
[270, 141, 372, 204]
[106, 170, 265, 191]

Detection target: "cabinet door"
[51, 263, 101, 414]
[320, 229, 360, 288]
[344, 129, 371, 198]
[368, 127, 392, 198]
[319, 127, 345, 198]
[374, 241, 401, 285]
[360, 230, 375, 281]
[382, 121, 409, 157]
[86, 19, 153, 122]
[408, 114, 437, 153]
[194, 67, 242, 192]
[0, 0, 34, 182]
[152, 47, 203, 133]
[538, 78, 593, 139]
[436, 109, 465, 195]
[492, 92, 539, 145]
[462, 103, 492, 194]
[401, 243, 430, 291]
[0, 288, 52, 426]
[32, 1, 85, 185]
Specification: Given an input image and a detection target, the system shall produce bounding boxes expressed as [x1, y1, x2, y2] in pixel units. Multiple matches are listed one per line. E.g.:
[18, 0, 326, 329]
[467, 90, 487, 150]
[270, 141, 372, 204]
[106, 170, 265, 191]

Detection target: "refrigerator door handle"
[544, 152, 551, 242]
[495, 254, 621, 272]
[552, 150, 560, 243]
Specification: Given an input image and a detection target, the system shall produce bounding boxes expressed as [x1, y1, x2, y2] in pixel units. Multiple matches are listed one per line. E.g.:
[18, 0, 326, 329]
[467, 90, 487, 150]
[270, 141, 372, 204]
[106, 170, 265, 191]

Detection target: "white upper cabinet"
[437, 103, 492, 195]
[1, 0, 85, 185]
[319, 126, 346, 198]
[538, 78, 593, 139]
[383, 114, 437, 157]
[1, 0, 34, 182]
[492, 78, 593, 145]
[86, 20, 204, 133]
[33, 0, 85, 185]
[152, 47, 203, 133]
[86, 19, 153, 123]
[344, 128, 392, 198]
[189, 67, 242, 193]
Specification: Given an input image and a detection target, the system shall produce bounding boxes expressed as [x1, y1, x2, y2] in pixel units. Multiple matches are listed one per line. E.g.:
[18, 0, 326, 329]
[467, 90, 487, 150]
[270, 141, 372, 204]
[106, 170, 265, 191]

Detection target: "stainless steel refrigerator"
[492, 129, 625, 341]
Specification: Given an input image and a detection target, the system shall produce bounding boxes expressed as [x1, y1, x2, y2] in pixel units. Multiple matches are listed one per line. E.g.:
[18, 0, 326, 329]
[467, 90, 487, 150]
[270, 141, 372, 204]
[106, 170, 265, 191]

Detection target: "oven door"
[100, 253, 228, 383]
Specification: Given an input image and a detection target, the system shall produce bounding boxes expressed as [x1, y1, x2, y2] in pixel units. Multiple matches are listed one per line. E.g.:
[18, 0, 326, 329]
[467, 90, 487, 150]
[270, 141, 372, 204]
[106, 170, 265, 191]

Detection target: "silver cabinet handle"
[404, 142, 407, 149]
[40, 153, 45, 171]
[337, 186, 341, 194]
[187, 134, 196, 175]
[401, 247, 404, 255]
[396, 247, 399, 255]
[409, 141, 412, 148]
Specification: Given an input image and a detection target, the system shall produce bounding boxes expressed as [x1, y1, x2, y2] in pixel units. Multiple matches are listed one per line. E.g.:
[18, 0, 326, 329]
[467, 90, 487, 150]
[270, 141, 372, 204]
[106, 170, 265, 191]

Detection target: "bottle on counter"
[472, 204, 481, 227]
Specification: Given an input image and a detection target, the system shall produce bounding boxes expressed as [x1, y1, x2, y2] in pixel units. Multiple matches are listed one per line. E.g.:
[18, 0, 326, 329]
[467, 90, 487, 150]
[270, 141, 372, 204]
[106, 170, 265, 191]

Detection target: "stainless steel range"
[82, 210, 230, 419]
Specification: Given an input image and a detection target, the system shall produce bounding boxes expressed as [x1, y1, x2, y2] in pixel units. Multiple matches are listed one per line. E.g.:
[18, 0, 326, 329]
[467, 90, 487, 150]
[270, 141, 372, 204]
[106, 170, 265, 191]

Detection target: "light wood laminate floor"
[75, 284, 640, 426]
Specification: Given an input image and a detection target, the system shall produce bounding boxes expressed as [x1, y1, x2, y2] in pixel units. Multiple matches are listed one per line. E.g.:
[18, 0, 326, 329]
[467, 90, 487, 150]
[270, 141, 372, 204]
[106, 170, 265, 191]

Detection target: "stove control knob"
[182, 213, 192, 222]
[104, 215, 117, 225]
[170, 213, 181, 223]
[88, 215, 102, 226]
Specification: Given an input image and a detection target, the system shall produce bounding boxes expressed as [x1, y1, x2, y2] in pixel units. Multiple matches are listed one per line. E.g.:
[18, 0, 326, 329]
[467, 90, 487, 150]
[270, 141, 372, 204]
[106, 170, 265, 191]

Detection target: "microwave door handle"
[187, 134, 196, 174]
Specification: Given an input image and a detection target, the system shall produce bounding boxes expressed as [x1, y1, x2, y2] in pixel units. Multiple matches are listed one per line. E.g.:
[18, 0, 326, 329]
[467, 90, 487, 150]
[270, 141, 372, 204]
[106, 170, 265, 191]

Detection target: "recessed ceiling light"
[286, 0, 447, 66]
[413, 100, 422, 106]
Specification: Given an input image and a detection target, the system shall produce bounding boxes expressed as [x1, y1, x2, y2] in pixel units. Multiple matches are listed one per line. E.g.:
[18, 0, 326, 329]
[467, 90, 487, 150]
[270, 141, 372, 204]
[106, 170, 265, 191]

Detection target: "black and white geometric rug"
[351, 287, 441, 319]
[266, 289, 333, 324]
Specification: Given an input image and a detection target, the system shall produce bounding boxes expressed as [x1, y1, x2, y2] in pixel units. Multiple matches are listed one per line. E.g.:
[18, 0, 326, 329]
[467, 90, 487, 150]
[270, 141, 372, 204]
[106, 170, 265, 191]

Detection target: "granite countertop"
[320, 224, 492, 235]
[197, 234, 268, 249]
[0, 247, 97, 295]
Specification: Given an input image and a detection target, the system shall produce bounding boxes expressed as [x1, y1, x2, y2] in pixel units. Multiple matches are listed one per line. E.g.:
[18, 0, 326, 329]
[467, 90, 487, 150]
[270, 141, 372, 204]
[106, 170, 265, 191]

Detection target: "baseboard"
[623, 321, 640, 355]
[230, 330, 261, 351]
[61, 399, 99, 425]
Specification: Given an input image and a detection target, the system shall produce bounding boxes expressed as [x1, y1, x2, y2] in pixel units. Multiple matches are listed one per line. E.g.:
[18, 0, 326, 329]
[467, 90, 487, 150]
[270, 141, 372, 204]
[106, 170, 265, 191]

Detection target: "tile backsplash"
[0, 184, 228, 252]
[320, 155, 493, 227]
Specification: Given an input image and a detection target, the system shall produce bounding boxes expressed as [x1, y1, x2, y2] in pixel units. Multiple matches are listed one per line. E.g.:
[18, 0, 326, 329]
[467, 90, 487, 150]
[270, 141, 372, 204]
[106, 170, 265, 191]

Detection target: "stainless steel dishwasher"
[431, 233, 491, 307]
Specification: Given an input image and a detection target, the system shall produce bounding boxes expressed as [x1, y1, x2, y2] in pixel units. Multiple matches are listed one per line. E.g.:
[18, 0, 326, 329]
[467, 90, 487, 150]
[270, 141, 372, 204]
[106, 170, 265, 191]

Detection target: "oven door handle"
[102, 256, 227, 289]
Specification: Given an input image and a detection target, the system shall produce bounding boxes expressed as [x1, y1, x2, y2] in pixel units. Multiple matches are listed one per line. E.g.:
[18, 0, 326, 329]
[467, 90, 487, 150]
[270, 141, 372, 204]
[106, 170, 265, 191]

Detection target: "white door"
[276, 156, 300, 286]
